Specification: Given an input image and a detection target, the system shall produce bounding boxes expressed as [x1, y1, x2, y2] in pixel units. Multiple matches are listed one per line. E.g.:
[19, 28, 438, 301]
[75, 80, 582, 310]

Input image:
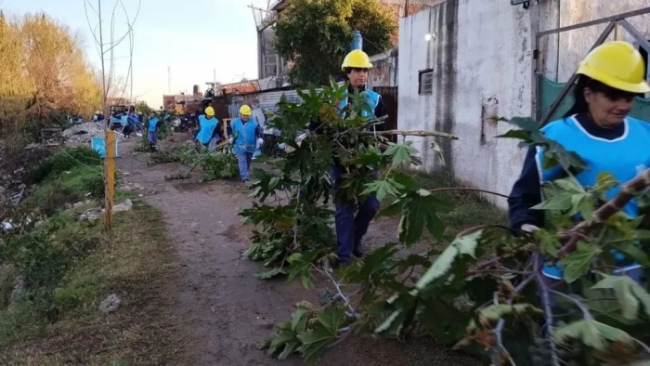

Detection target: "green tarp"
[538, 74, 650, 123]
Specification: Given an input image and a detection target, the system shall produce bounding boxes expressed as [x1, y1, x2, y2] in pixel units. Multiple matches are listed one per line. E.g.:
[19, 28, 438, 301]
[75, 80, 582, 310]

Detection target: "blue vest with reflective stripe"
[232, 117, 259, 154]
[538, 116, 650, 218]
[338, 89, 380, 120]
[196, 115, 219, 144]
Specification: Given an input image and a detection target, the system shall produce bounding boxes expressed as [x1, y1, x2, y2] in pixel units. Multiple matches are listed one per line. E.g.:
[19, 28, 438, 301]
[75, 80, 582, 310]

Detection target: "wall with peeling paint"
[398, 0, 533, 207]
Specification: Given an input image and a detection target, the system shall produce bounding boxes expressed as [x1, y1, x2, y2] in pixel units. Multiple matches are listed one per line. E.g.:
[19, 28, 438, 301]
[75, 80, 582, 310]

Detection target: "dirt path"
[116, 137, 478, 366]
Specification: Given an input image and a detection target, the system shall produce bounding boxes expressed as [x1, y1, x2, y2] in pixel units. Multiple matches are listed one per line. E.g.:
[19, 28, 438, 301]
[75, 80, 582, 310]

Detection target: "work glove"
[257, 138, 264, 146]
[521, 224, 540, 233]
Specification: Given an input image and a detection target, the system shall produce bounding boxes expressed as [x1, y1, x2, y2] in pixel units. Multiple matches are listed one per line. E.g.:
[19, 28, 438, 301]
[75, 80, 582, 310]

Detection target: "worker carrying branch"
[311, 49, 388, 267]
[508, 41, 650, 289]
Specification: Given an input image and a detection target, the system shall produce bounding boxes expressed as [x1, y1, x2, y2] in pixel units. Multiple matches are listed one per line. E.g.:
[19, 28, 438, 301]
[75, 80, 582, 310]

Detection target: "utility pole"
[168, 66, 171, 94]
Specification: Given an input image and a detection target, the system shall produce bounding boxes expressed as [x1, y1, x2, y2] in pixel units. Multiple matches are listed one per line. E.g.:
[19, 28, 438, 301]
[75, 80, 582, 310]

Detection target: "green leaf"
[592, 273, 650, 320]
[355, 145, 382, 168]
[297, 325, 336, 365]
[398, 189, 451, 245]
[382, 142, 417, 168]
[316, 304, 345, 334]
[497, 129, 531, 141]
[287, 252, 318, 288]
[553, 177, 585, 193]
[558, 241, 601, 283]
[468, 303, 543, 331]
[361, 179, 403, 201]
[532, 192, 574, 210]
[594, 172, 618, 192]
[290, 301, 314, 330]
[534, 229, 560, 257]
[414, 230, 483, 291]
[552, 319, 633, 351]
[376, 199, 403, 218]
[256, 267, 287, 279]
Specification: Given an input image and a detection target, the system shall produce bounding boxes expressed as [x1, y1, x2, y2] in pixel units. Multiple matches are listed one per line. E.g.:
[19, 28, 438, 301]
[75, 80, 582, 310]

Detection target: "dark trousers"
[331, 166, 379, 262]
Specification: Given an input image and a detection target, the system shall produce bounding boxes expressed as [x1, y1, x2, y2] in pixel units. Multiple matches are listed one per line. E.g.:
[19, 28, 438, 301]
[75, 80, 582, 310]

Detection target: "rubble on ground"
[99, 293, 121, 313]
[0, 145, 52, 209]
[78, 199, 133, 222]
[63, 122, 125, 145]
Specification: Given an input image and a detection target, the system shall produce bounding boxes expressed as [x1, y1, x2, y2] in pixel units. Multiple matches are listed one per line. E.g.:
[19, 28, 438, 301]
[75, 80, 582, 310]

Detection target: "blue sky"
[2, 0, 270, 107]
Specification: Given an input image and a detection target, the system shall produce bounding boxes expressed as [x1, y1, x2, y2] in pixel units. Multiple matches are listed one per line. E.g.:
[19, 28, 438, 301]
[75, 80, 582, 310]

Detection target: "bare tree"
[83, 0, 141, 115]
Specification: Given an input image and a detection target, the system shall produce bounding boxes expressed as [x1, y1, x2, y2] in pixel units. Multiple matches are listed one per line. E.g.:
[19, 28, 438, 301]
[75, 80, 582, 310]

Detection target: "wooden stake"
[104, 130, 116, 231]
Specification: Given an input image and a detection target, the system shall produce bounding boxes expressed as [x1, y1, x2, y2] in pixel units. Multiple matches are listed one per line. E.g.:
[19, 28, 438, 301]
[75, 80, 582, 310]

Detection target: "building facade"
[397, 0, 650, 207]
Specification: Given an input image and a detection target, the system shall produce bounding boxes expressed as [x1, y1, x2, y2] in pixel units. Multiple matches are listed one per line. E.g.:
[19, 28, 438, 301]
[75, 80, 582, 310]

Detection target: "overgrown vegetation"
[274, 0, 396, 86]
[0, 147, 180, 364]
[242, 82, 650, 365]
[0, 12, 102, 141]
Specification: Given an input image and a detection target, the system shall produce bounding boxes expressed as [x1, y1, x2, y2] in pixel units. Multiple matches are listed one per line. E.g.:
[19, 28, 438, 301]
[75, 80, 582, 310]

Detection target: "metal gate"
[535, 7, 650, 124]
[374, 86, 398, 141]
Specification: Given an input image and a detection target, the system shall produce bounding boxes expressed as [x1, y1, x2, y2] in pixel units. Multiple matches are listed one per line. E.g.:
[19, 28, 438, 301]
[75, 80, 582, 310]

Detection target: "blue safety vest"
[147, 117, 159, 132]
[338, 89, 380, 120]
[231, 117, 259, 154]
[538, 115, 650, 279]
[538, 115, 650, 217]
[196, 115, 219, 144]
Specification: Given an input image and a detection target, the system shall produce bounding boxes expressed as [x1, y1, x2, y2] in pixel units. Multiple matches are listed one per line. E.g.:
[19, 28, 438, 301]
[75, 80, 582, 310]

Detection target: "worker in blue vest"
[230, 105, 262, 182]
[508, 41, 650, 287]
[195, 106, 220, 150]
[146, 112, 160, 151]
[330, 49, 387, 266]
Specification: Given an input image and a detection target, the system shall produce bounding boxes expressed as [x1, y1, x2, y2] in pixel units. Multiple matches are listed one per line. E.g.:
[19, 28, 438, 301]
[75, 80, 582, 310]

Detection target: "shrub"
[29, 146, 101, 183]
[200, 151, 239, 182]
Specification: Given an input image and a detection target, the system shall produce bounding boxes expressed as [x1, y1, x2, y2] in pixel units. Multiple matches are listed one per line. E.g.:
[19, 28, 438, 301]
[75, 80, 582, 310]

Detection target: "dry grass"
[0, 203, 183, 366]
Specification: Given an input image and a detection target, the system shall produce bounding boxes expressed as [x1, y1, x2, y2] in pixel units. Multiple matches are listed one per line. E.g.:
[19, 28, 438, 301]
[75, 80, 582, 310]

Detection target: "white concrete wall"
[398, 0, 533, 207]
[539, 0, 650, 82]
[398, 0, 650, 209]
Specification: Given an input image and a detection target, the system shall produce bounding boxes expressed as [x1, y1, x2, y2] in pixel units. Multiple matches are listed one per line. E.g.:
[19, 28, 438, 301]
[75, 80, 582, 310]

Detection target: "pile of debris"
[63, 122, 122, 145]
[0, 145, 52, 210]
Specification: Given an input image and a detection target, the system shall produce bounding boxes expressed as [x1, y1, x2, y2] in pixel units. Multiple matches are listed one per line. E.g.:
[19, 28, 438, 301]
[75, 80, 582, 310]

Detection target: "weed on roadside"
[0, 204, 181, 365]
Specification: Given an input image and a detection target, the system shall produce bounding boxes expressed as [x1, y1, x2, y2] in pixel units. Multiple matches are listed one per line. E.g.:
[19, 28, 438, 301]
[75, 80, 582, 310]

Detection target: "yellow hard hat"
[341, 49, 373, 71]
[577, 41, 650, 94]
[239, 105, 252, 116]
[205, 106, 215, 116]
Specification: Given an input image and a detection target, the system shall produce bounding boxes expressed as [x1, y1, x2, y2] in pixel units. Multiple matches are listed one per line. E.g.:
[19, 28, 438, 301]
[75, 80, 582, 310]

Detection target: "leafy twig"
[558, 169, 650, 257]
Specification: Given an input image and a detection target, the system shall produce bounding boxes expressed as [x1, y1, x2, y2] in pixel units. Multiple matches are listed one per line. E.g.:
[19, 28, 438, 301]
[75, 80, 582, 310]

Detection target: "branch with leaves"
[245, 88, 650, 365]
